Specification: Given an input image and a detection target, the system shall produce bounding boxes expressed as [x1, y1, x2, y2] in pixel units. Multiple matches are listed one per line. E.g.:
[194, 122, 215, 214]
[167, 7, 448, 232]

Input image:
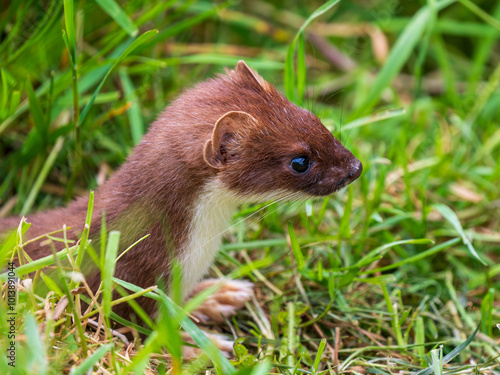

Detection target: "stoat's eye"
[290, 156, 310, 173]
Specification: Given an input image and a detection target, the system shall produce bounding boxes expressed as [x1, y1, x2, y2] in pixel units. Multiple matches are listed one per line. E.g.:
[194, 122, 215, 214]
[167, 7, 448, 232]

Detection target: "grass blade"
[480, 288, 494, 336]
[284, 38, 296, 102]
[458, 0, 500, 32]
[415, 316, 426, 365]
[311, 338, 326, 374]
[63, 0, 76, 63]
[364, 238, 460, 274]
[296, 33, 306, 105]
[430, 346, 443, 375]
[95, 0, 138, 37]
[338, 185, 353, 238]
[0, 68, 9, 115]
[119, 68, 144, 144]
[343, 108, 406, 130]
[79, 29, 158, 126]
[69, 344, 113, 375]
[0, 219, 30, 268]
[284, 0, 340, 102]
[350, 238, 433, 270]
[288, 222, 305, 270]
[297, 0, 341, 35]
[102, 231, 120, 318]
[24, 313, 48, 374]
[156, 289, 236, 374]
[20, 137, 64, 215]
[350, 0, 456, 119]
[416, 322, 481, 375]
[112, 277, 236, 373]
[433, 203, 486, 265]
[75, 191, 94, 268]
[26, 79, 47, 143]
[1, 245, 70, 281]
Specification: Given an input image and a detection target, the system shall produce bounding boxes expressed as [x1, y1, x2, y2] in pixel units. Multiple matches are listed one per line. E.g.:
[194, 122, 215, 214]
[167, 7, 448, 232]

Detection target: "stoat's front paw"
[190, 279, 253, 323]
[182, 332, 234, 358]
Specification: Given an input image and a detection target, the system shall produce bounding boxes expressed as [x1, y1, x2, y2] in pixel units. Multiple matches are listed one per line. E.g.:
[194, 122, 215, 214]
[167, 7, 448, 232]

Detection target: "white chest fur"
[178, 179, 289, 296]
[179, 179, 241, 296]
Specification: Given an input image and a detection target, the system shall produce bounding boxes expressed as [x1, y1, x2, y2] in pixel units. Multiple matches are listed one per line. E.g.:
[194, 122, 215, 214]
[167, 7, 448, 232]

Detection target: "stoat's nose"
[333, 159, 362, 190]
[349, 159, 362, 181]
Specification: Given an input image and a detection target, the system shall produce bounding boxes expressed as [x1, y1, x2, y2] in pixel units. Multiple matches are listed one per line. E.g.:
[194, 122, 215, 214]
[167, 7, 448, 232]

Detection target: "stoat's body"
[1, 61, 362, 322]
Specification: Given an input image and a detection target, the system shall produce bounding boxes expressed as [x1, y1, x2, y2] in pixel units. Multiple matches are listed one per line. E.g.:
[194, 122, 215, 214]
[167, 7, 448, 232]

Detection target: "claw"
[190, 279, 254, 323]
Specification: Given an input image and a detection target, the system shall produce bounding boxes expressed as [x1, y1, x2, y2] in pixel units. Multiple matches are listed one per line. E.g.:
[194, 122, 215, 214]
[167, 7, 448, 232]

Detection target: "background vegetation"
[0, 0, 499, 373]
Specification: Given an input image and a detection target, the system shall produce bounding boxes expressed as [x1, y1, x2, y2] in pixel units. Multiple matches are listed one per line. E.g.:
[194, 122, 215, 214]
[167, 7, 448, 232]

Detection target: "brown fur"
[0, 61, 362, 324]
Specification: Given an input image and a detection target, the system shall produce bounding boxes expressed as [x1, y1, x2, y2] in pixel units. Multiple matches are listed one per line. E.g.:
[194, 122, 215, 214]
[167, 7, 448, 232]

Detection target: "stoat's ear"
[235, 60, 269, 91]
[204, 111, 257, 169]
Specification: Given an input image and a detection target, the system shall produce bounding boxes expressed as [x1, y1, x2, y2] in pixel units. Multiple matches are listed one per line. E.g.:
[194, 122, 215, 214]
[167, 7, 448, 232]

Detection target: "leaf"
[415, 317, 426, 365]
[311, 339, 326, 374]
[430, 347, 443, 375]
[480, 288, 494, 336]
[9, 90, 21, 117]
[40, 273, 64, 297]
[296, 0, 341, 35]
[0, 218, 30, 269]
[102, 231, 120, 317]
[296, 33, 306, 105]
[458, 0, 500, 32]
[343, 108, 407, 130]
[24, 314, 48, 374]
[95, 0, 138, 37]
[79, 29, 158, 126]
[26, 79, 47, 143]
[288, 222, 305, 270]
[339, 185, 353, 238]
[284, 38, 296, 102]
[123, 331, 159, 373]
[112, 277, 236, 373]
[73, 191, 94, 286]
[152, 1, 231, 44]
[78, 190, 94, 262]
[69, 344, 113, 375]
[234, 360, 272, 375]
[416, 322, 481, 375]
[63, 0, 76, 63]
[119, 68, 144, 144]
[364, 238, 461, 274]
[433, 203, 486, 265]
[0, 68, 8, 114]
[156, 289, 237, 374]
[350, 238, 433, 270]
[21, 137, 64, 216]
[284, 0, 341, 102]
[1, 246, 71, 281]
[351, 0, 457, 119]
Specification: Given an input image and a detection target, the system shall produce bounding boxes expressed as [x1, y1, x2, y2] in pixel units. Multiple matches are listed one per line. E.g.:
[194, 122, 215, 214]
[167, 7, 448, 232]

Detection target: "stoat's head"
[202, 61, 362, 200]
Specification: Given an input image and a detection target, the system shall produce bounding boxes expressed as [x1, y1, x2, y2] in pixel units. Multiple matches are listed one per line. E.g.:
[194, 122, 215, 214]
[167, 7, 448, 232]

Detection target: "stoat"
[0, 61, 362, 324]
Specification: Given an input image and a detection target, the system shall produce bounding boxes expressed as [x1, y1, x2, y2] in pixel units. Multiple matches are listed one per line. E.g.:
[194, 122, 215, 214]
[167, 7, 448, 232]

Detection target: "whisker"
[211, 200, 280, 241]
[180, 192, 300, 264]
[239, 198, 292, 237]
[339, 91, 345, 144]
[180, 202, 280, 264]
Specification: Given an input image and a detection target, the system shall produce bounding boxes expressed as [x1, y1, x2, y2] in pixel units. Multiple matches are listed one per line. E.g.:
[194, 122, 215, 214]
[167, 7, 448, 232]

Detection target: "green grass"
[1, 0, 500, 374]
